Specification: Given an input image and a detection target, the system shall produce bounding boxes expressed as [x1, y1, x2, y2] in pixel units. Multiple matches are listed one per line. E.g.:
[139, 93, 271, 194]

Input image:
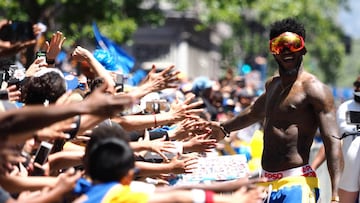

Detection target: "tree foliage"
[170, 0, 348, 84]
[0, 0, 349, 84]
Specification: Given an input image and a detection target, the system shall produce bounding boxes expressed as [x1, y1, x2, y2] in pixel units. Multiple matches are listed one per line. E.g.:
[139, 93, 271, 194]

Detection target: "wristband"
[46, 59, 55, 65]
[191, 189, 205, 203]
[331, 196, 339, 202]
[219, 123, 230, 137]
[205, 190, 214, 203]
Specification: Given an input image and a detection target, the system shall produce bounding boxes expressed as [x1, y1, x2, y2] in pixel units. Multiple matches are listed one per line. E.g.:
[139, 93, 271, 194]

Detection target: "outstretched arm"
[0, 83, 134, 139]
[210, 93, 266, 141]
[129, 64, 180, 99]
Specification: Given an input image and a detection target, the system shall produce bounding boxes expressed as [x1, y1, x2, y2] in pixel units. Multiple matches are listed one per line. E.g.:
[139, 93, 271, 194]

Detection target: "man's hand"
[167, 153, 198, 174]
[169, 93, 203, 122]
[137, 129, 176, 162]
[25, 57, 47, 77]
[142, 64, 180, 90]
[44, 31, 66, 61]
[208, 121, 228, 142]
[6, 85, 21, 102]
[183, 133, 217, 153]
[71, 46, 92, 62]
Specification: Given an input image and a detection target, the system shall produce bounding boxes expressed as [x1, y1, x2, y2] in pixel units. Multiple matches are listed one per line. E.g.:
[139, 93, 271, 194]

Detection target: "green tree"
[0, 0, 164, 46]
[175, 0, 348, 84]
[0, 0, 349, 84]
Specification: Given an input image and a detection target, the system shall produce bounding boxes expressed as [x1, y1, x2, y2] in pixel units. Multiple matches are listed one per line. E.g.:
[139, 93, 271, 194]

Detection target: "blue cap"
[191, 76, 213, 96]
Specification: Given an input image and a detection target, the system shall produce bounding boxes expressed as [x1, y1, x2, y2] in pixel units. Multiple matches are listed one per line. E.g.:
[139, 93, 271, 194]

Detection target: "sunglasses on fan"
[269, 32, 305, 54]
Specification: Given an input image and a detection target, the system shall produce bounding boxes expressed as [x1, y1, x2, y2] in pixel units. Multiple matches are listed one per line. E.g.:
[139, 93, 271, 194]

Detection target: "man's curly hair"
[21, 72, 66, 105]
[269, 17, 306, 41]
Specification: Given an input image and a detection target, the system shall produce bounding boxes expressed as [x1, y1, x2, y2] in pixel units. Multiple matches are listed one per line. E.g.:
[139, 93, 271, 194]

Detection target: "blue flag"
[92, 22, 135, 74]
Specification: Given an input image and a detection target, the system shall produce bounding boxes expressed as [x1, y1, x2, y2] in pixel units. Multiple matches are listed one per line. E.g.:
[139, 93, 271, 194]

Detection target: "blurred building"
[131, 11, 227, 79]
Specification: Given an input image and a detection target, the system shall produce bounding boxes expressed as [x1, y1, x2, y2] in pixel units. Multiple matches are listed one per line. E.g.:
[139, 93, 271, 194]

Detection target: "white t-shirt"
[337, 99, 360, 199]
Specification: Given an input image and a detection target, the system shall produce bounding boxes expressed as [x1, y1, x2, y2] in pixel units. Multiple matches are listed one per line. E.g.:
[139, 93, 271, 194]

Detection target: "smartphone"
[12, 21, 35, 42]
[36, 51, 47, 62]
[30, 141, 53, 176]
[346, 111, 360, 125]
[0, 70, 6, 88]
[145, 100, 168, 113]
[0, 90, 8, 100]
[7, 65, 25, 88]
[33, 141, 53, 165]
[0, 21, 35, 42]
[115, 74, 124, 93]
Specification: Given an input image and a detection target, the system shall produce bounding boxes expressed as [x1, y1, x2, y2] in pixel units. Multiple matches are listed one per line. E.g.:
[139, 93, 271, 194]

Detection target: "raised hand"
[169, 118, 211, 140]
[26, 57, 48, 77]
[44, 31, 66, 61]
[167, 153, 198, 174]
[183, 133, 217, 153]
[71, 46, 92, 62]
[169, 93, 203, 122]
[137, 129, 176, 162]
[141, 64, 180, 91]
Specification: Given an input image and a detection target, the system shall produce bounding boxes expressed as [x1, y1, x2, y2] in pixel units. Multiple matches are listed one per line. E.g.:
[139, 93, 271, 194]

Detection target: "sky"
[338, 0, 360, 39]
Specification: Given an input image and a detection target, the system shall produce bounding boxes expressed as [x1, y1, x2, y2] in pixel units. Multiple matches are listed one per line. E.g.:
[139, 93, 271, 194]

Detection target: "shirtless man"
[211, 18, 342, 203]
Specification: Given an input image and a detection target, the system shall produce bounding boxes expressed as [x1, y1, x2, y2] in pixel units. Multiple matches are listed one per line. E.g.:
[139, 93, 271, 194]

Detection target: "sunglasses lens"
[270, 32, 304, 54]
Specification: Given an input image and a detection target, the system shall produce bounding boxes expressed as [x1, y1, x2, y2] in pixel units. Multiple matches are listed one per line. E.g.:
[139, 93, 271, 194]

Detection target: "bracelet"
[219, 123, 230, 137]
[191, 189, 205, 203]
[331, 196, 339, 202]
[205, 190, 214, 203]
[46, 59, 55, 65]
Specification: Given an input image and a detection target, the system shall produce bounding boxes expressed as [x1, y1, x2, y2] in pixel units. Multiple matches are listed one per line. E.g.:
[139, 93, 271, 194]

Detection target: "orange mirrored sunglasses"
[269, 32, 305, 54]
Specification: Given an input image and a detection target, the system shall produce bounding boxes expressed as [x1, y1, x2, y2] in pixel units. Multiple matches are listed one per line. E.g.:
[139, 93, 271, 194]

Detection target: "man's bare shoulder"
[265, 75, 280, 89]
[300, 71, 334, 109]
[300, 72, 330, 94]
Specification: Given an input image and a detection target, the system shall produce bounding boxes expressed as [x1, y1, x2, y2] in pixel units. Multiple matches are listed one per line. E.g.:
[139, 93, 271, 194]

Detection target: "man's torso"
[262, 72, 319, 171]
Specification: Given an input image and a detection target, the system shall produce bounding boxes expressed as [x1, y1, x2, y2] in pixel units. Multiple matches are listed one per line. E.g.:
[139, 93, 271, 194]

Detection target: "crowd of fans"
[0, 20, 267, 202]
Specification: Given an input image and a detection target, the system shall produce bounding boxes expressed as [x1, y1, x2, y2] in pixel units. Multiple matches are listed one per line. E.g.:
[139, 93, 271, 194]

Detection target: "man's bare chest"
[265, 86, 311, 119]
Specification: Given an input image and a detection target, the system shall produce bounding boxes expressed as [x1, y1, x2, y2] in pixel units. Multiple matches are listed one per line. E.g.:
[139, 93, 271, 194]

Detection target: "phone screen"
[0, 21, 35, 42]
[145, 100, 168, 113]
[346, 111, 360, 125]
[36, 51, 47, 62]
[7, 65, 25, 87]
[115, 74, 124, 92]
[0, 70, 6, 86]
[33, 141, 53, 165]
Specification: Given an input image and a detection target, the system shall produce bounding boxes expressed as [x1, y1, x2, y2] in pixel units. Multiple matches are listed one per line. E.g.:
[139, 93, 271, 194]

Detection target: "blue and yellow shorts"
[258, 165, 320, 203]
